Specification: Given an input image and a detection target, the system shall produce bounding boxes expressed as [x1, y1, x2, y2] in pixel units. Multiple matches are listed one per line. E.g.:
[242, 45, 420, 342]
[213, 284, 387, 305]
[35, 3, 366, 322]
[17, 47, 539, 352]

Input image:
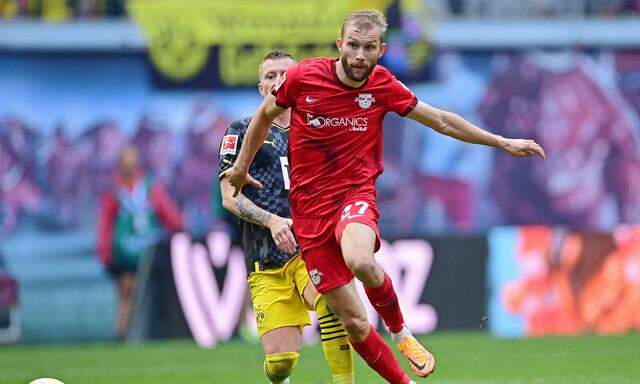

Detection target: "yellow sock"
[315, 295, 355, 384]
[264, 351, 299, 384]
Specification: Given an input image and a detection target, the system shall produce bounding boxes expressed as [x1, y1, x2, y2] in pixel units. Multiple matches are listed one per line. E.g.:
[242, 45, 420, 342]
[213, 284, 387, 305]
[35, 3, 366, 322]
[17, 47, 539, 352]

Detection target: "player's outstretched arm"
[407, 101, 546, 159]
[220, 176, 297, 254]
[226, 95, 286, 196]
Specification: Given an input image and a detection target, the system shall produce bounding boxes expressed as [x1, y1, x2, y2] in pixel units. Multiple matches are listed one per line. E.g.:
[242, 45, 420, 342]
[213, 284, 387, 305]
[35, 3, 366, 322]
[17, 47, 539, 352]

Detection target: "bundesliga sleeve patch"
[220, 134, 238, 156]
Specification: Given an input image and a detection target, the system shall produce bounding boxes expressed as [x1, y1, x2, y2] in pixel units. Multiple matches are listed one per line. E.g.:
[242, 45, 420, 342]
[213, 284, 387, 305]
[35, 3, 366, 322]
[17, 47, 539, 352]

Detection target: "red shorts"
[293, 185, 381, 293]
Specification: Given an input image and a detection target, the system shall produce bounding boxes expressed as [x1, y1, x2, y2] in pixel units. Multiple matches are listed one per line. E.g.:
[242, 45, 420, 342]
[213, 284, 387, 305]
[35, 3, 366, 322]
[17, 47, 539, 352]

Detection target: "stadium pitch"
[2, 331, 638, 383]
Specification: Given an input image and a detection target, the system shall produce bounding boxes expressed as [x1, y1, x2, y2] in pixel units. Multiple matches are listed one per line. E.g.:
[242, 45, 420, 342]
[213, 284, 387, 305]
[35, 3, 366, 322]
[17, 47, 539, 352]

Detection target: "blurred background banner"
[127, 0, 432, 86]
[126, 0, 433, 87]
[2, 50, 640, 239]
[167, 232, 486, 347]
[1, 0, 640, 344]
[488, 226, 640, 338]
[0, 50, 640, 237]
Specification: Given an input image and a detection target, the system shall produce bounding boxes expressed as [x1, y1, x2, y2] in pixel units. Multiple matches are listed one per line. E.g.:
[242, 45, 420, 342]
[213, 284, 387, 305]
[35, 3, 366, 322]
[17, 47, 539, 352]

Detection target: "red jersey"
[272, 57, 417, 218]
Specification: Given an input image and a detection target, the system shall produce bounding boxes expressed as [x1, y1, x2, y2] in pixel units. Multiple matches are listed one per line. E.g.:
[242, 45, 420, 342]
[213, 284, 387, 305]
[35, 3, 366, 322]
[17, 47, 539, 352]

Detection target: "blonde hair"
[341, 9, 388, 41]
[258, 49, 296, 81]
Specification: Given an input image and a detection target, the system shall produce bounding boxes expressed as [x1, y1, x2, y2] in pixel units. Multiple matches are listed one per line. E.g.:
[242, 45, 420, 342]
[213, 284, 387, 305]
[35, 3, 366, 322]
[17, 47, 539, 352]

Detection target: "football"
[29, 379, 64, 384]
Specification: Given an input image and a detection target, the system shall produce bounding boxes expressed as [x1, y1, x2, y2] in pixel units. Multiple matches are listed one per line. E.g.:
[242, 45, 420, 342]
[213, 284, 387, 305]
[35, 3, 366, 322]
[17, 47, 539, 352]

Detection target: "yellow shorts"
[248, 254, 312, 337]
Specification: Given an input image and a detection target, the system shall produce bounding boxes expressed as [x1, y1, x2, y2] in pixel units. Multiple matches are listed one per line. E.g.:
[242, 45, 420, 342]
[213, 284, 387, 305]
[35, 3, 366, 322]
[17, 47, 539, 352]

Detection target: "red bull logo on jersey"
[306, 113, 368, 131]
[309, 269, 323, 285]
[355, 93, 375, 109]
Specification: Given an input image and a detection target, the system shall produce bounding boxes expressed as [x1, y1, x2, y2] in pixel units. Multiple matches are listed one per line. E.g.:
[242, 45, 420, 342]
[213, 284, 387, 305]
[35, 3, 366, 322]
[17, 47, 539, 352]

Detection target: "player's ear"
[378, 42, 388, 59]
[257, 82, 265, 96]
[336, 37, 343, 54]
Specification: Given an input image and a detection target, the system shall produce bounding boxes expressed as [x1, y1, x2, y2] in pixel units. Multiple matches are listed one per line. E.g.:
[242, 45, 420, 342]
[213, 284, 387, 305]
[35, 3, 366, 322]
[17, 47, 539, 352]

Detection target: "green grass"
[2, 332, 639, 384]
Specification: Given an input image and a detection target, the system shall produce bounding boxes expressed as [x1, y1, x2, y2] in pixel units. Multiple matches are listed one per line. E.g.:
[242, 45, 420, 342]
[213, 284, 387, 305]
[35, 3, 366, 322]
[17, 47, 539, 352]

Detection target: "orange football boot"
[397, 335, 436, 378]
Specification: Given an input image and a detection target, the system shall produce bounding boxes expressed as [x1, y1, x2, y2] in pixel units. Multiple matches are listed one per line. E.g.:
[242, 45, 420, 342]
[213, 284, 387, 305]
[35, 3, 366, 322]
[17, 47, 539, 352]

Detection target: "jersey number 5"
[279, 156, 290, 190]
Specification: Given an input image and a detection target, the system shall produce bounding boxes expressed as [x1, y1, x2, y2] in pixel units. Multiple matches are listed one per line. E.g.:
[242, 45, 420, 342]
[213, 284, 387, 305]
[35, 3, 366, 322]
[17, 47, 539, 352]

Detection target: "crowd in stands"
[432, 0, 640, 19]
[2, 0, 639, 21]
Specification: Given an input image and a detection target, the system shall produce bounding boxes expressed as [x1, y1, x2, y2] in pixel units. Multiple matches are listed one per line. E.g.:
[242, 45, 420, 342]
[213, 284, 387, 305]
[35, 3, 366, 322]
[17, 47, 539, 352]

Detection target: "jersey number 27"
[341, 201, 370, 222]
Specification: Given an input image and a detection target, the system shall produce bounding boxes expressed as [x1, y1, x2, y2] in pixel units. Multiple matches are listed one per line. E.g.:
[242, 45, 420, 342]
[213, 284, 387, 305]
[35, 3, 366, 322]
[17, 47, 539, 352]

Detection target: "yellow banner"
[128, 0, 393, 85]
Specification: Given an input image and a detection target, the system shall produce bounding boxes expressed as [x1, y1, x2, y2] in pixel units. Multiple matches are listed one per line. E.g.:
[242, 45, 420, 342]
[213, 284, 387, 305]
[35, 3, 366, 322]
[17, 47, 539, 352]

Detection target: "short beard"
[340, 55, 376, 82]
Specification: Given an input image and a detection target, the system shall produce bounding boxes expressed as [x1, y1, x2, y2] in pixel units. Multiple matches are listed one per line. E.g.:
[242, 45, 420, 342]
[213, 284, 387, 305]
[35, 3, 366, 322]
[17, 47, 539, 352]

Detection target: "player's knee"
[341, 314, 369, 339]
[264, 352, 300, 383]
[345, 256, 377, 281]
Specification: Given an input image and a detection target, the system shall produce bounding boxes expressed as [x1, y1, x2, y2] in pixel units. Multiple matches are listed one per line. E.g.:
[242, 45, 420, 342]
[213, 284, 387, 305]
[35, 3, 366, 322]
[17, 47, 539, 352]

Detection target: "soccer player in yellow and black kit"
[218, 50, 354, 384]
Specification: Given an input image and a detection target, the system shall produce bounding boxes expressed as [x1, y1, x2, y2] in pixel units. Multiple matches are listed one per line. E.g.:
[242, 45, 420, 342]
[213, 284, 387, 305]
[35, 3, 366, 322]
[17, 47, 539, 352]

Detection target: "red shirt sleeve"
[97, 193, 118, 266]
[271, 63, 301, 109]
[387, 74, 418, 116]
[150, 182, 184, 232]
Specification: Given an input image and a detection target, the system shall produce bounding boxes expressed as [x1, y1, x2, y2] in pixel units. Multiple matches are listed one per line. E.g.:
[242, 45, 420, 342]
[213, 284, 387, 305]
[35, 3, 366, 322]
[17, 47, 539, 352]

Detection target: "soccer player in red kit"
[226, 10, 546, 384]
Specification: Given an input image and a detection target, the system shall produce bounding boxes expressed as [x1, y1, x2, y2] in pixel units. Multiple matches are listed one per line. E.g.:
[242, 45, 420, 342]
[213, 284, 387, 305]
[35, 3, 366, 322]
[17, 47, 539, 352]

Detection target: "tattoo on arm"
[235, 194, 272, 227]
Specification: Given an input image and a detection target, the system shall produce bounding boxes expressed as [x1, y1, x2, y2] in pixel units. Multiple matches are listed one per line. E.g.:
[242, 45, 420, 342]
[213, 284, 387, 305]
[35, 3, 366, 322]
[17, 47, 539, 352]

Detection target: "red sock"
[364, 273, 405, 333]
[350, 326, 410, 384]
